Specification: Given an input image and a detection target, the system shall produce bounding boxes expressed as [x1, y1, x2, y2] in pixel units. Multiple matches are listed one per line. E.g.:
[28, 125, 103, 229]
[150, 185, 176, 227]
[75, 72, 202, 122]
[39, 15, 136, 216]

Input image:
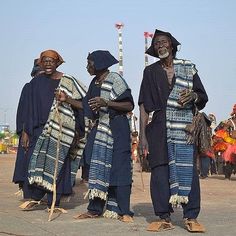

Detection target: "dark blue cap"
[87, 50, 118, 71]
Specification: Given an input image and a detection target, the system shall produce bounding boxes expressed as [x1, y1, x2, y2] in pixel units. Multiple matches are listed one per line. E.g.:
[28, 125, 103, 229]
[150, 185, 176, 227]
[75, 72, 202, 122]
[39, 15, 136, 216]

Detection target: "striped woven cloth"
[28, 74, 86, 191]
[85, 72, 130, 200]
[166, 59, 196, 206]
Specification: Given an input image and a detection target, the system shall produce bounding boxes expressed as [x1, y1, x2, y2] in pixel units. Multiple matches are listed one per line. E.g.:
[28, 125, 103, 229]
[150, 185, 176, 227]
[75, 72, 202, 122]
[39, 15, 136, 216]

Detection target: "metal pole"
[115, 23, 124, 76]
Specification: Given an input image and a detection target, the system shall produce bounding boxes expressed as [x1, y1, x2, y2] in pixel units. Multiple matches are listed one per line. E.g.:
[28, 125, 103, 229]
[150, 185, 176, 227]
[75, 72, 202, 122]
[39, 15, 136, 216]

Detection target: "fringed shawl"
[85, 72, 130, 200]
[167, 59, 195, 206]
[28, 74, 86, 191]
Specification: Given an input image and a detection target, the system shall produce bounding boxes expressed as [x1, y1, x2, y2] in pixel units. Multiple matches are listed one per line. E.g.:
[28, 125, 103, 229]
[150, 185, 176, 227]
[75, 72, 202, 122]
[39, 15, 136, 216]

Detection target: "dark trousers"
[30, 187, 61, 207]
[22, 180, 34, 199]
[210, 159, 217, 174]
[87, 185, 133, 216]
[150, 164, 200, 220]
[223, 162, 233, 179]
[200, 156, 210, 177]
[26, 152, 72, 206]
[81, 163, 90, 181]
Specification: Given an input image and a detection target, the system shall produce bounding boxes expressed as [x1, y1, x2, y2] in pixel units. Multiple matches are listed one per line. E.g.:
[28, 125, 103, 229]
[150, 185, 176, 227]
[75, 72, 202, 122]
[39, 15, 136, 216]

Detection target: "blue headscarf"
[87, 50, 118, 70]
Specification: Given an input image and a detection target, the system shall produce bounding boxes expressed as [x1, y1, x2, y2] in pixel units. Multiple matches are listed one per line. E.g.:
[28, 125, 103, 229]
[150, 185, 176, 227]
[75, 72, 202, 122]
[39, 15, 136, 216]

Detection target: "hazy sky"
[1, 0, 236, 130]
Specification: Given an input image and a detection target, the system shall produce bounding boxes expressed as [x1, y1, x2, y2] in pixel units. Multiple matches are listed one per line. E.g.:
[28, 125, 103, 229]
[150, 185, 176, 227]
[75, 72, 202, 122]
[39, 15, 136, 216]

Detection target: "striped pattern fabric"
[168, 143, 193, 206]
[103, 199, 119, 219]
[167, 59, 196, 206]
[28, 75, 86, 191]
[86, 72, 130, 200]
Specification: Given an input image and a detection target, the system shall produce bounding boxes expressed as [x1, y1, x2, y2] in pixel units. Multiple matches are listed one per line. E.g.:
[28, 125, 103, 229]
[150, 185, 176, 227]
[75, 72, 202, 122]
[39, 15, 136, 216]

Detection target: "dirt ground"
[0, 154, 236, 236]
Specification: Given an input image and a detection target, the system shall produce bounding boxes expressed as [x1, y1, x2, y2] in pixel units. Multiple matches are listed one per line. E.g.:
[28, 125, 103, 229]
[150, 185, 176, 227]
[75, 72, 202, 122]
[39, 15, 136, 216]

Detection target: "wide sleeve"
[138, 68, 150, 106]
[109, 88, 134, 118]
[16, 82, 35, 136]
[16, 83, 29, 135]
[192, 72, 208, 110]
[138, 66, 166, 113]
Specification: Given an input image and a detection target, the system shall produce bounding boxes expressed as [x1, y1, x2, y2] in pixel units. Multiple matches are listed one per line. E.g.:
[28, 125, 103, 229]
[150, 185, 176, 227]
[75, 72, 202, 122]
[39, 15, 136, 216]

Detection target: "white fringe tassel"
[28, 176, 53, 191]
[169, 194, 189, 207]
[103, 210, 118, 219]
[84, 189, 108, 201]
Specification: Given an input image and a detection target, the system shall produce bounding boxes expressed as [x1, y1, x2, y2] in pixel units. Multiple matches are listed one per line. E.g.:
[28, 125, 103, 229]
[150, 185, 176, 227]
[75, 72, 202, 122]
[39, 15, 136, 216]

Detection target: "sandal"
[14, 189, 23, 197]
[19, 200, 41, 211]
[73, 212, 99, 220]
[118, 215, 134, 223]
[184, 219, 206, 233]
[147, 219, 174, 232]
[47, 207, 68, 214]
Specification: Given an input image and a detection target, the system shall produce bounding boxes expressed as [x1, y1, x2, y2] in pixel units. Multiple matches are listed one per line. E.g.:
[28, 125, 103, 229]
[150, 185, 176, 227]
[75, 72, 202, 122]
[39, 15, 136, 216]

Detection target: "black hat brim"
[146, 29, 181, 58]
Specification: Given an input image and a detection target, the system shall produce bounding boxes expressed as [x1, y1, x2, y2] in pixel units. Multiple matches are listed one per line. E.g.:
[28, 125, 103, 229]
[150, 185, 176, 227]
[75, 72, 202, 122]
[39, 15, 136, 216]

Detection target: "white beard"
[158, 47, 169, 59]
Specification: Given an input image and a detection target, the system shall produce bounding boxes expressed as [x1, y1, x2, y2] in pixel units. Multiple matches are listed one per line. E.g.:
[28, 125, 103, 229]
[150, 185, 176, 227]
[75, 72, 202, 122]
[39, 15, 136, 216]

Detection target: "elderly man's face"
[86, 59, 96, 76]
[41, 57, 58, 75]
[153, 35, 172, 59]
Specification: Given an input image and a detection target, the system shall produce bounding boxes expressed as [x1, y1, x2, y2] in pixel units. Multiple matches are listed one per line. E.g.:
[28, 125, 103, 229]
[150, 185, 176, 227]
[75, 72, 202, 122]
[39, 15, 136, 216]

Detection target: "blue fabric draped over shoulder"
[83, 75, 134, 189]
[27, 74, 86, 192]
[138, 60, 208, 167]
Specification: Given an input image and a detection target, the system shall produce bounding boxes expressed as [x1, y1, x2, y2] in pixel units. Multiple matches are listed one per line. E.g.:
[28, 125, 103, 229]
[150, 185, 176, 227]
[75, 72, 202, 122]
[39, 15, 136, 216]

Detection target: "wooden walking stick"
[139, 152, 145, 192]
[48, 100, 62, 222]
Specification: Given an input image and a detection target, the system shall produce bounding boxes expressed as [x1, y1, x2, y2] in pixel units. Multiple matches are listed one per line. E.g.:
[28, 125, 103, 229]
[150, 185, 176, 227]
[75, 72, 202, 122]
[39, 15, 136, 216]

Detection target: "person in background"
[74, 50, 134, 223]
[139, 29, 208, 233]
[199, 114, 215, 179]
[199, 154, 210, 179]
[12, 59, 44, 199]
[208, 113, 218, 175]
[222, 105, 236, 179]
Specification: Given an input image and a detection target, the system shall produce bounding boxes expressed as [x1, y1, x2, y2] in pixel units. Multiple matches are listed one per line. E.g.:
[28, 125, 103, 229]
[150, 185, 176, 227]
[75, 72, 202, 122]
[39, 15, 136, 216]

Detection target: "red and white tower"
[144, 32, 154, 124]
[115, 22, 124, 76]
[144, 32, 153, 67]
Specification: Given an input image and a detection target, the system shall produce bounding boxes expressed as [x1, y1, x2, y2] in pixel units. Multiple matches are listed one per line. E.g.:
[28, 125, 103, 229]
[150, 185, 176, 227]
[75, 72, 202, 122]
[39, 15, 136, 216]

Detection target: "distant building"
[0, 124, 10, 133]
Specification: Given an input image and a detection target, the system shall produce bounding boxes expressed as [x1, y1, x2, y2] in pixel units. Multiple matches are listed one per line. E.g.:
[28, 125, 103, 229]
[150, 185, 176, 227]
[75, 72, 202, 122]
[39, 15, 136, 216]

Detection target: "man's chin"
[158, 52, 169, 59]
[44, 69, 54, 74]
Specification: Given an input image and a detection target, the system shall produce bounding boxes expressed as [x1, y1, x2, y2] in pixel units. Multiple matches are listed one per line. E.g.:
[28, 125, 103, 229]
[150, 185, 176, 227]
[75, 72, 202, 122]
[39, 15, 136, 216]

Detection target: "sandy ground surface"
[0, 154, 236, 236]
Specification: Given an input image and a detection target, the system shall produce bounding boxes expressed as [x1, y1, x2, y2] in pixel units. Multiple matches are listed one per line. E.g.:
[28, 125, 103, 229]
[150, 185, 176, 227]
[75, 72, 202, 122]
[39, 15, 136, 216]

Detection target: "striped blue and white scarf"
[28, 74, 87, 191]
[166, 59, 196, 206]
[86, 72, 130, 201]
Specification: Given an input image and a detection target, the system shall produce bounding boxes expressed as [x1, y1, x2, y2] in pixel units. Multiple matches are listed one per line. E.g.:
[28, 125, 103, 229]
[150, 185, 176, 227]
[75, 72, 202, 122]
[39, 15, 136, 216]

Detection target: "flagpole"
[115, 22, 124, 76]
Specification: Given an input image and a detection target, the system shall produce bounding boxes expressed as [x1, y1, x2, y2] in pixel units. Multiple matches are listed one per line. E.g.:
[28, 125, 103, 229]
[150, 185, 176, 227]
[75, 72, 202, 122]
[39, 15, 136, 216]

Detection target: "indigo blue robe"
[83, 78, 134, 186]
[13, 83, 31, 184]
[138, 61, 208, 168]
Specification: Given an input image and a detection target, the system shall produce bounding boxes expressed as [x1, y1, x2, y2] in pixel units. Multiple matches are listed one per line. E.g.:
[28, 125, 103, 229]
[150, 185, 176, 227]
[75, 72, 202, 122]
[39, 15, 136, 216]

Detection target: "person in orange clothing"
[222, 105, 236, 179]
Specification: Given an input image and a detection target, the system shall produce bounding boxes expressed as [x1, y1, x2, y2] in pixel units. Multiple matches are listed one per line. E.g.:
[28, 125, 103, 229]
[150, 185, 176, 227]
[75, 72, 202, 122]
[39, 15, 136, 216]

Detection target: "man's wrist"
[65, 94, 70, 103]
[193, 92, 198, 103]
[104, 99, 109, 107]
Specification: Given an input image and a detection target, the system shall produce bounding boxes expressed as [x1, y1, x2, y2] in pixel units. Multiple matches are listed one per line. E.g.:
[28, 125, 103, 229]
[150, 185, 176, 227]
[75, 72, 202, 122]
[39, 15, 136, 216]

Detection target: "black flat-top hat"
[146, 29, 181, 58]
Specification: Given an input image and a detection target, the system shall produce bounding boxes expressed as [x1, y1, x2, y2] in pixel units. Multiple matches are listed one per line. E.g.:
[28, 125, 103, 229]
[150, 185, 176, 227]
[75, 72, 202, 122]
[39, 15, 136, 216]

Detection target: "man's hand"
[21, 131, 29, 151]
[139, 136, 149, 158]
[88, 97, 108, 111]
[55, 89, 68, 102]
[178, 89, 198, 106]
